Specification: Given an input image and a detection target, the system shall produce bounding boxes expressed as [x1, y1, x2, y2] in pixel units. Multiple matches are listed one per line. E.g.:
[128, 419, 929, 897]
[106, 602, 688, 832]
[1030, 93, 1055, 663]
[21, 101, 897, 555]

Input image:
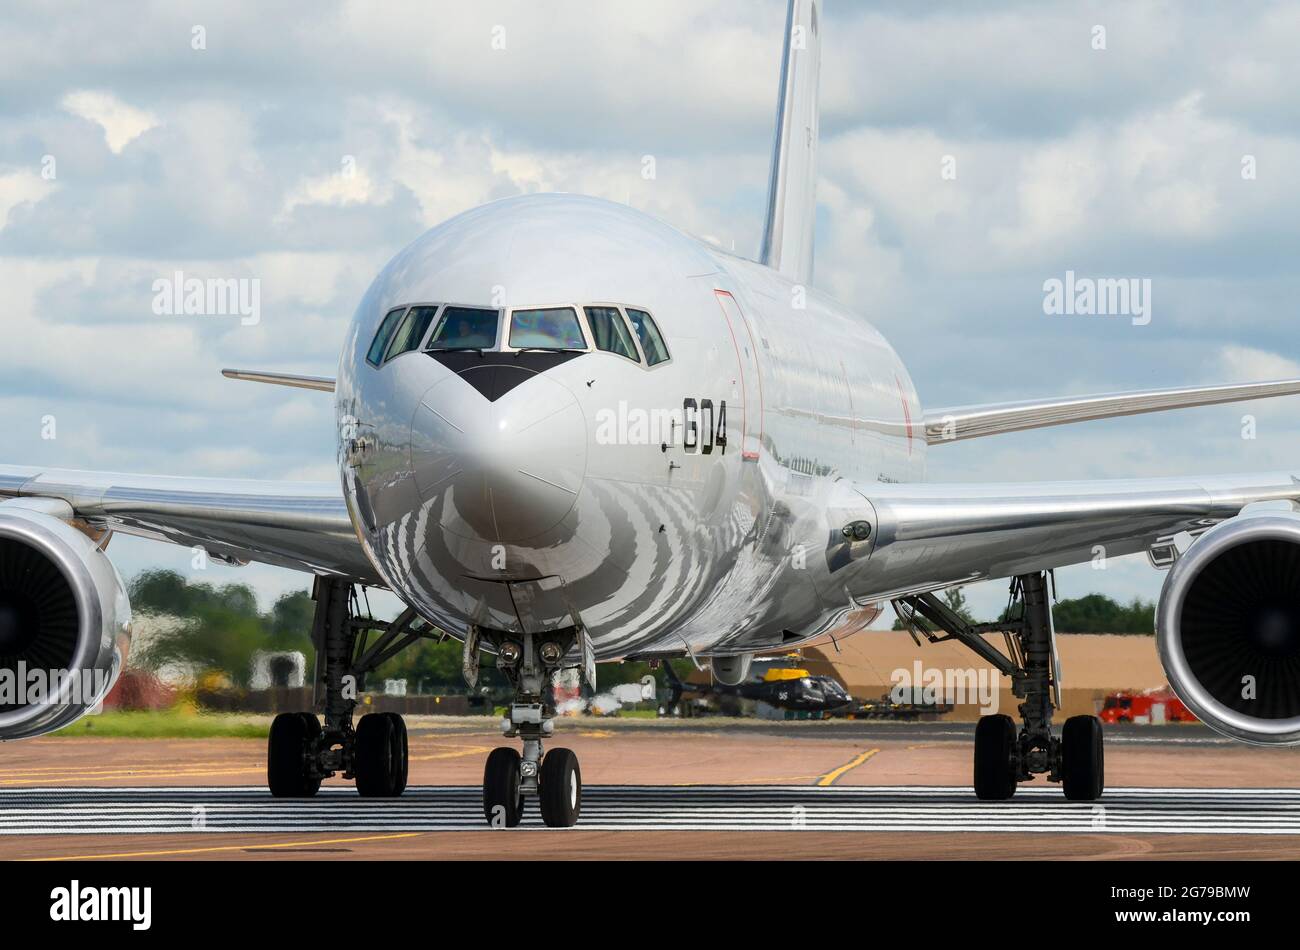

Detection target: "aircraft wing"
[0, 464, 381, 585]
[923, 378, 1300, 444]
[860, 469, 1300, 599]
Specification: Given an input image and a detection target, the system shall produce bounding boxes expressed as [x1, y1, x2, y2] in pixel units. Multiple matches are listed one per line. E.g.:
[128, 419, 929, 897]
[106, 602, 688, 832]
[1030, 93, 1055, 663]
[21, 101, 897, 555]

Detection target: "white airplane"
[3, 0, 1300, 827]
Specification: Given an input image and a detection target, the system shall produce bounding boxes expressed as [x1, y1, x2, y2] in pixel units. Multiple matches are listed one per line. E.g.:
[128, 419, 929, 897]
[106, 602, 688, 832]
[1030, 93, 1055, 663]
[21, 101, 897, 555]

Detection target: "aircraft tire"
[483, 747, 524, 827]
[1061, 715, 1105, 801]
[388, 713, 409, 795]
[268, 711, 322, 798]
[973, 713, 1017, 801]
[539, 747, 582, 827]
[355, 711, 407, 797]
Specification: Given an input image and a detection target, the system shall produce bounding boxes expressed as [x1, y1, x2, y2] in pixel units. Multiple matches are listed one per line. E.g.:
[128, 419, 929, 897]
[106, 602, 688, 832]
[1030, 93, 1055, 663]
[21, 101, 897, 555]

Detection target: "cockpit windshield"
[371, 300, 669, 365]
[584, 306, 639, 361]
[385, 305, 439, 360]
[427, 306, 499, 350]
[509, 307, 586, 350]
[626, 308, 670, 365]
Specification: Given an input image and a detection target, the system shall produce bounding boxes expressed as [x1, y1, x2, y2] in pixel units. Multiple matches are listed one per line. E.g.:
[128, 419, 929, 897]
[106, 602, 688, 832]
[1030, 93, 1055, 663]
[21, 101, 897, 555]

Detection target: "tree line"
[892, 587, 1155, 635]
[128, 570, 657, 692]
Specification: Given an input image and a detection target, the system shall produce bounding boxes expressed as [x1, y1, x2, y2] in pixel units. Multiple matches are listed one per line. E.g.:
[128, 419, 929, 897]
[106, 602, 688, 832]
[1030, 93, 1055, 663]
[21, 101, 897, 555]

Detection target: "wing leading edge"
[0, 464, 380, 585]
[860, 469, 1300, 600]
[923, 378, 1300, 445]
[221, 369, 336, 392]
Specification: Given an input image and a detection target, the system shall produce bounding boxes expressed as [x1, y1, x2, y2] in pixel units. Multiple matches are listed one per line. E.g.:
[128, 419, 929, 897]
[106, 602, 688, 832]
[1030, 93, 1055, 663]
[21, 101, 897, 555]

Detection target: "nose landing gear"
[476, 628, 586, 827]
[481, 730, 583, 827]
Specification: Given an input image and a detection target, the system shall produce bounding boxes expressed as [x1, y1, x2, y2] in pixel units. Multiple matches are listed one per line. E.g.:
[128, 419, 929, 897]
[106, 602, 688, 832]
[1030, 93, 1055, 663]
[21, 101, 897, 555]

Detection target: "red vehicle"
[1100, 687, 1197, 725]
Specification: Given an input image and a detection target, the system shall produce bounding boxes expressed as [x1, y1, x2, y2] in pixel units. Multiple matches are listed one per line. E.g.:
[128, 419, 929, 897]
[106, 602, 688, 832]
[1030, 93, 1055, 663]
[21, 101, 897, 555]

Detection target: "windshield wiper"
[428, 347, 486, 357]
[513, 347, 585, 355]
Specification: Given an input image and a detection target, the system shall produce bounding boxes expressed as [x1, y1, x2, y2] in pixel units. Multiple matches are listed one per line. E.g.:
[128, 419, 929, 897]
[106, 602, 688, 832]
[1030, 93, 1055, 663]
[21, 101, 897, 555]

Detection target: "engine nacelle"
[0, 502, 131, 740]
[1157, 512, 1300, 744]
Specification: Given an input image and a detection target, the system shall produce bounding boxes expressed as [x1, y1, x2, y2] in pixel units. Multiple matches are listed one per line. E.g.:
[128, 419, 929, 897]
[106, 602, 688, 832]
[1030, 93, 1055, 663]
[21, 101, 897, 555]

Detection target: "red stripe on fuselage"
[895, 375, 913, 456]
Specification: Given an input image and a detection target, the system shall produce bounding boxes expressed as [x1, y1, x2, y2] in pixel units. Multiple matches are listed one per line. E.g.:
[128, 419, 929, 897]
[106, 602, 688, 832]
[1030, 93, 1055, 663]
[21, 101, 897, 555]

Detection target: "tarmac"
[3, 717, 1299, 860]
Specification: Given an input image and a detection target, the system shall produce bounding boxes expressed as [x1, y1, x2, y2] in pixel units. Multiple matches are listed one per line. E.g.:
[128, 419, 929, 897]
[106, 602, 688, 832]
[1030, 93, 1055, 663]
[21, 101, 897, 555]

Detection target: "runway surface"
[4, 784, 1300, 836]
[5, 719, 1300, 859]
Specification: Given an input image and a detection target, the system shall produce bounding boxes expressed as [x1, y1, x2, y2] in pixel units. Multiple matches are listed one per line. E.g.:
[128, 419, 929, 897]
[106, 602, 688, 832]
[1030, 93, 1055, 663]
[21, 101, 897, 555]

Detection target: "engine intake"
[1157, 512, 1300, 744]
[0, 502, 131, 740]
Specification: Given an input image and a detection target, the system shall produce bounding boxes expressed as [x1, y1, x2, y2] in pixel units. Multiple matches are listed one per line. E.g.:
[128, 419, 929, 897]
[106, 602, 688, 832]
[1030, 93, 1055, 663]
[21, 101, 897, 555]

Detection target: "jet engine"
[0, 502, 131, 740]
[1157, 512, 1300, 744]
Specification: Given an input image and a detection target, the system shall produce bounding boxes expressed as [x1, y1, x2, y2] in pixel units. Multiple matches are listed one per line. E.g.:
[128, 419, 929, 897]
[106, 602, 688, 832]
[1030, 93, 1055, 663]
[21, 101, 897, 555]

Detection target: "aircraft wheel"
[539, 747, 582, 828]
[356, 711, 407, 797]
[973, 713, 1017, 801]
[389, 713, 409, 795]
[483, 747, 524, 827]
[1061, 715, 1105, 801]
[268, 712, 322, 797]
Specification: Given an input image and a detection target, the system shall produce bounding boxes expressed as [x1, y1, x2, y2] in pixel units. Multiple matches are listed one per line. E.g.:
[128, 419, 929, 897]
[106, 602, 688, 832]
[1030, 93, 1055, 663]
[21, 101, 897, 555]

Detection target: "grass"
[49, 704, 663, 738]
[48, 708, 271, 739]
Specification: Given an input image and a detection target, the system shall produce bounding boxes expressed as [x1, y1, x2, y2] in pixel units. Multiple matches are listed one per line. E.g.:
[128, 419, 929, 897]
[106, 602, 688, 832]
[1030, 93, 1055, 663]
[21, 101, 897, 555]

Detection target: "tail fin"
[759, 0, 823, 286]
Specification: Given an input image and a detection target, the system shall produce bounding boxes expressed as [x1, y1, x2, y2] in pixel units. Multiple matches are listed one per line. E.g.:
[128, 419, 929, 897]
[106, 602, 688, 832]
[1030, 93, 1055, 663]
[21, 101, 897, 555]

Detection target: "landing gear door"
[714, 291, 763, 461]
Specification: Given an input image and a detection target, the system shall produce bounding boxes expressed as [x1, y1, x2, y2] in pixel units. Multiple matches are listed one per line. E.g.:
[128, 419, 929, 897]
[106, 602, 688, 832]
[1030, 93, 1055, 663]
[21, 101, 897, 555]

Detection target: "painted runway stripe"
[2, 786, 1300, 835]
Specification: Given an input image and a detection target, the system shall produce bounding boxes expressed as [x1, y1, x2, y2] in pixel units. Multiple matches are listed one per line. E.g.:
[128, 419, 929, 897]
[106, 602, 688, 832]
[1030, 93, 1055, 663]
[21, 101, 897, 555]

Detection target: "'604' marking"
[683, 398, 727, 455]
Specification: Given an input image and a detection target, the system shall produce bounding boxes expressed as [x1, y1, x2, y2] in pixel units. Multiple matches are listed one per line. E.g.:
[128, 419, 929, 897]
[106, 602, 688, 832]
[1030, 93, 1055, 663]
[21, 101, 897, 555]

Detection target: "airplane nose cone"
[410, 371, 587, 543]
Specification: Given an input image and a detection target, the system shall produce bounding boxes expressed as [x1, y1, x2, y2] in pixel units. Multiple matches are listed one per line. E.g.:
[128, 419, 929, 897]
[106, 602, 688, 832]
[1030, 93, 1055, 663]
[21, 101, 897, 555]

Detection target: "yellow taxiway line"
[816, 748, 879, 786]
[0, 743, 492, 786]
[28, 833, 425, 862]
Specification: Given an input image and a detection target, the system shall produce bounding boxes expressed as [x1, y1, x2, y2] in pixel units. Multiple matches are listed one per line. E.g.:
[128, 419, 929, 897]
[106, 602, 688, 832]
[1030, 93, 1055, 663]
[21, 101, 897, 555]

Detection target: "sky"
[2, 0, 1299, 622]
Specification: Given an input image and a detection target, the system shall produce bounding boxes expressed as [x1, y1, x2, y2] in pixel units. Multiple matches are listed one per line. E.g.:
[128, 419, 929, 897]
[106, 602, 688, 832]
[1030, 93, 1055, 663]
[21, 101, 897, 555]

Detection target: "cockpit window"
[584, 307, 639, 362]
[384, 305, 439, 361]
[366, 307, 407, 366]
[625, 308, 670, 365]
[509, 307, 587, 350]
[427, 306, 498, 350]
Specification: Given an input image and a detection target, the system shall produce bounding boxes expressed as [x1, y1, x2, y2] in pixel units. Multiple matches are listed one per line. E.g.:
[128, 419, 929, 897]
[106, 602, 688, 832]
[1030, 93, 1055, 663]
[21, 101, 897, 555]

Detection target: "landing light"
[843, 520, 872, 542]
[539, 641, 564, 664]
[499, 641, 522, 665]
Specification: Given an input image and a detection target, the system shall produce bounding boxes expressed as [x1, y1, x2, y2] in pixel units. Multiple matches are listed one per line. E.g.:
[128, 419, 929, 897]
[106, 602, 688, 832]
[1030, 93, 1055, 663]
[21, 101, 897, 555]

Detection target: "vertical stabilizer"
[759, 0, 822, 286]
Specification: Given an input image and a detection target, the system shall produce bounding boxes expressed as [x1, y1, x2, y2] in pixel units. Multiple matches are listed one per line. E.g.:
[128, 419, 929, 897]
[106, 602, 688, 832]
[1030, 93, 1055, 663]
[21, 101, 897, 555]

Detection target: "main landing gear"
[472, 626, 586, 827]
[894, 571, 1104, 802]
[267, 577, 433, 798]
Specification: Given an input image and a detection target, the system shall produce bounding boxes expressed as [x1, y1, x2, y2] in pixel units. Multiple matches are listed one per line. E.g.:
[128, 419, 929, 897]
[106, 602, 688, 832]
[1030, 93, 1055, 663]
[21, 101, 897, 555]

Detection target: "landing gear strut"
[894, 571, 1104, 802]
[267, 577, 433, 798]
[475, 627, 586, 827]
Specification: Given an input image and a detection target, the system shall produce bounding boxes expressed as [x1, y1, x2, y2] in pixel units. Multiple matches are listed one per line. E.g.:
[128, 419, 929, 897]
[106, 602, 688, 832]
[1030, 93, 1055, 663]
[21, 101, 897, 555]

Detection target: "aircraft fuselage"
[336, 193, 923, 660]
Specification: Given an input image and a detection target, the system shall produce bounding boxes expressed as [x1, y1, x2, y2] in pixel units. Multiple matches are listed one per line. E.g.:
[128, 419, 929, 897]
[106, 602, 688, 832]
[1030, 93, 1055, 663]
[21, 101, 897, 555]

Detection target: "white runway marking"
[4, 785, 1300, 835]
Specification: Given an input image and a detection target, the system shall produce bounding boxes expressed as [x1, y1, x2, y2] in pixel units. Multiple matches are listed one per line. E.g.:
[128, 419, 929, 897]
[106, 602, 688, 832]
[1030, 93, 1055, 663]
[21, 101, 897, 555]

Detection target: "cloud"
[0, 169, 56, 228]
[1219, 344, 1300, 381]
[280, 167, 385, 212]
[60, 90, 159, 153]
[4, 0, 1300, 614]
